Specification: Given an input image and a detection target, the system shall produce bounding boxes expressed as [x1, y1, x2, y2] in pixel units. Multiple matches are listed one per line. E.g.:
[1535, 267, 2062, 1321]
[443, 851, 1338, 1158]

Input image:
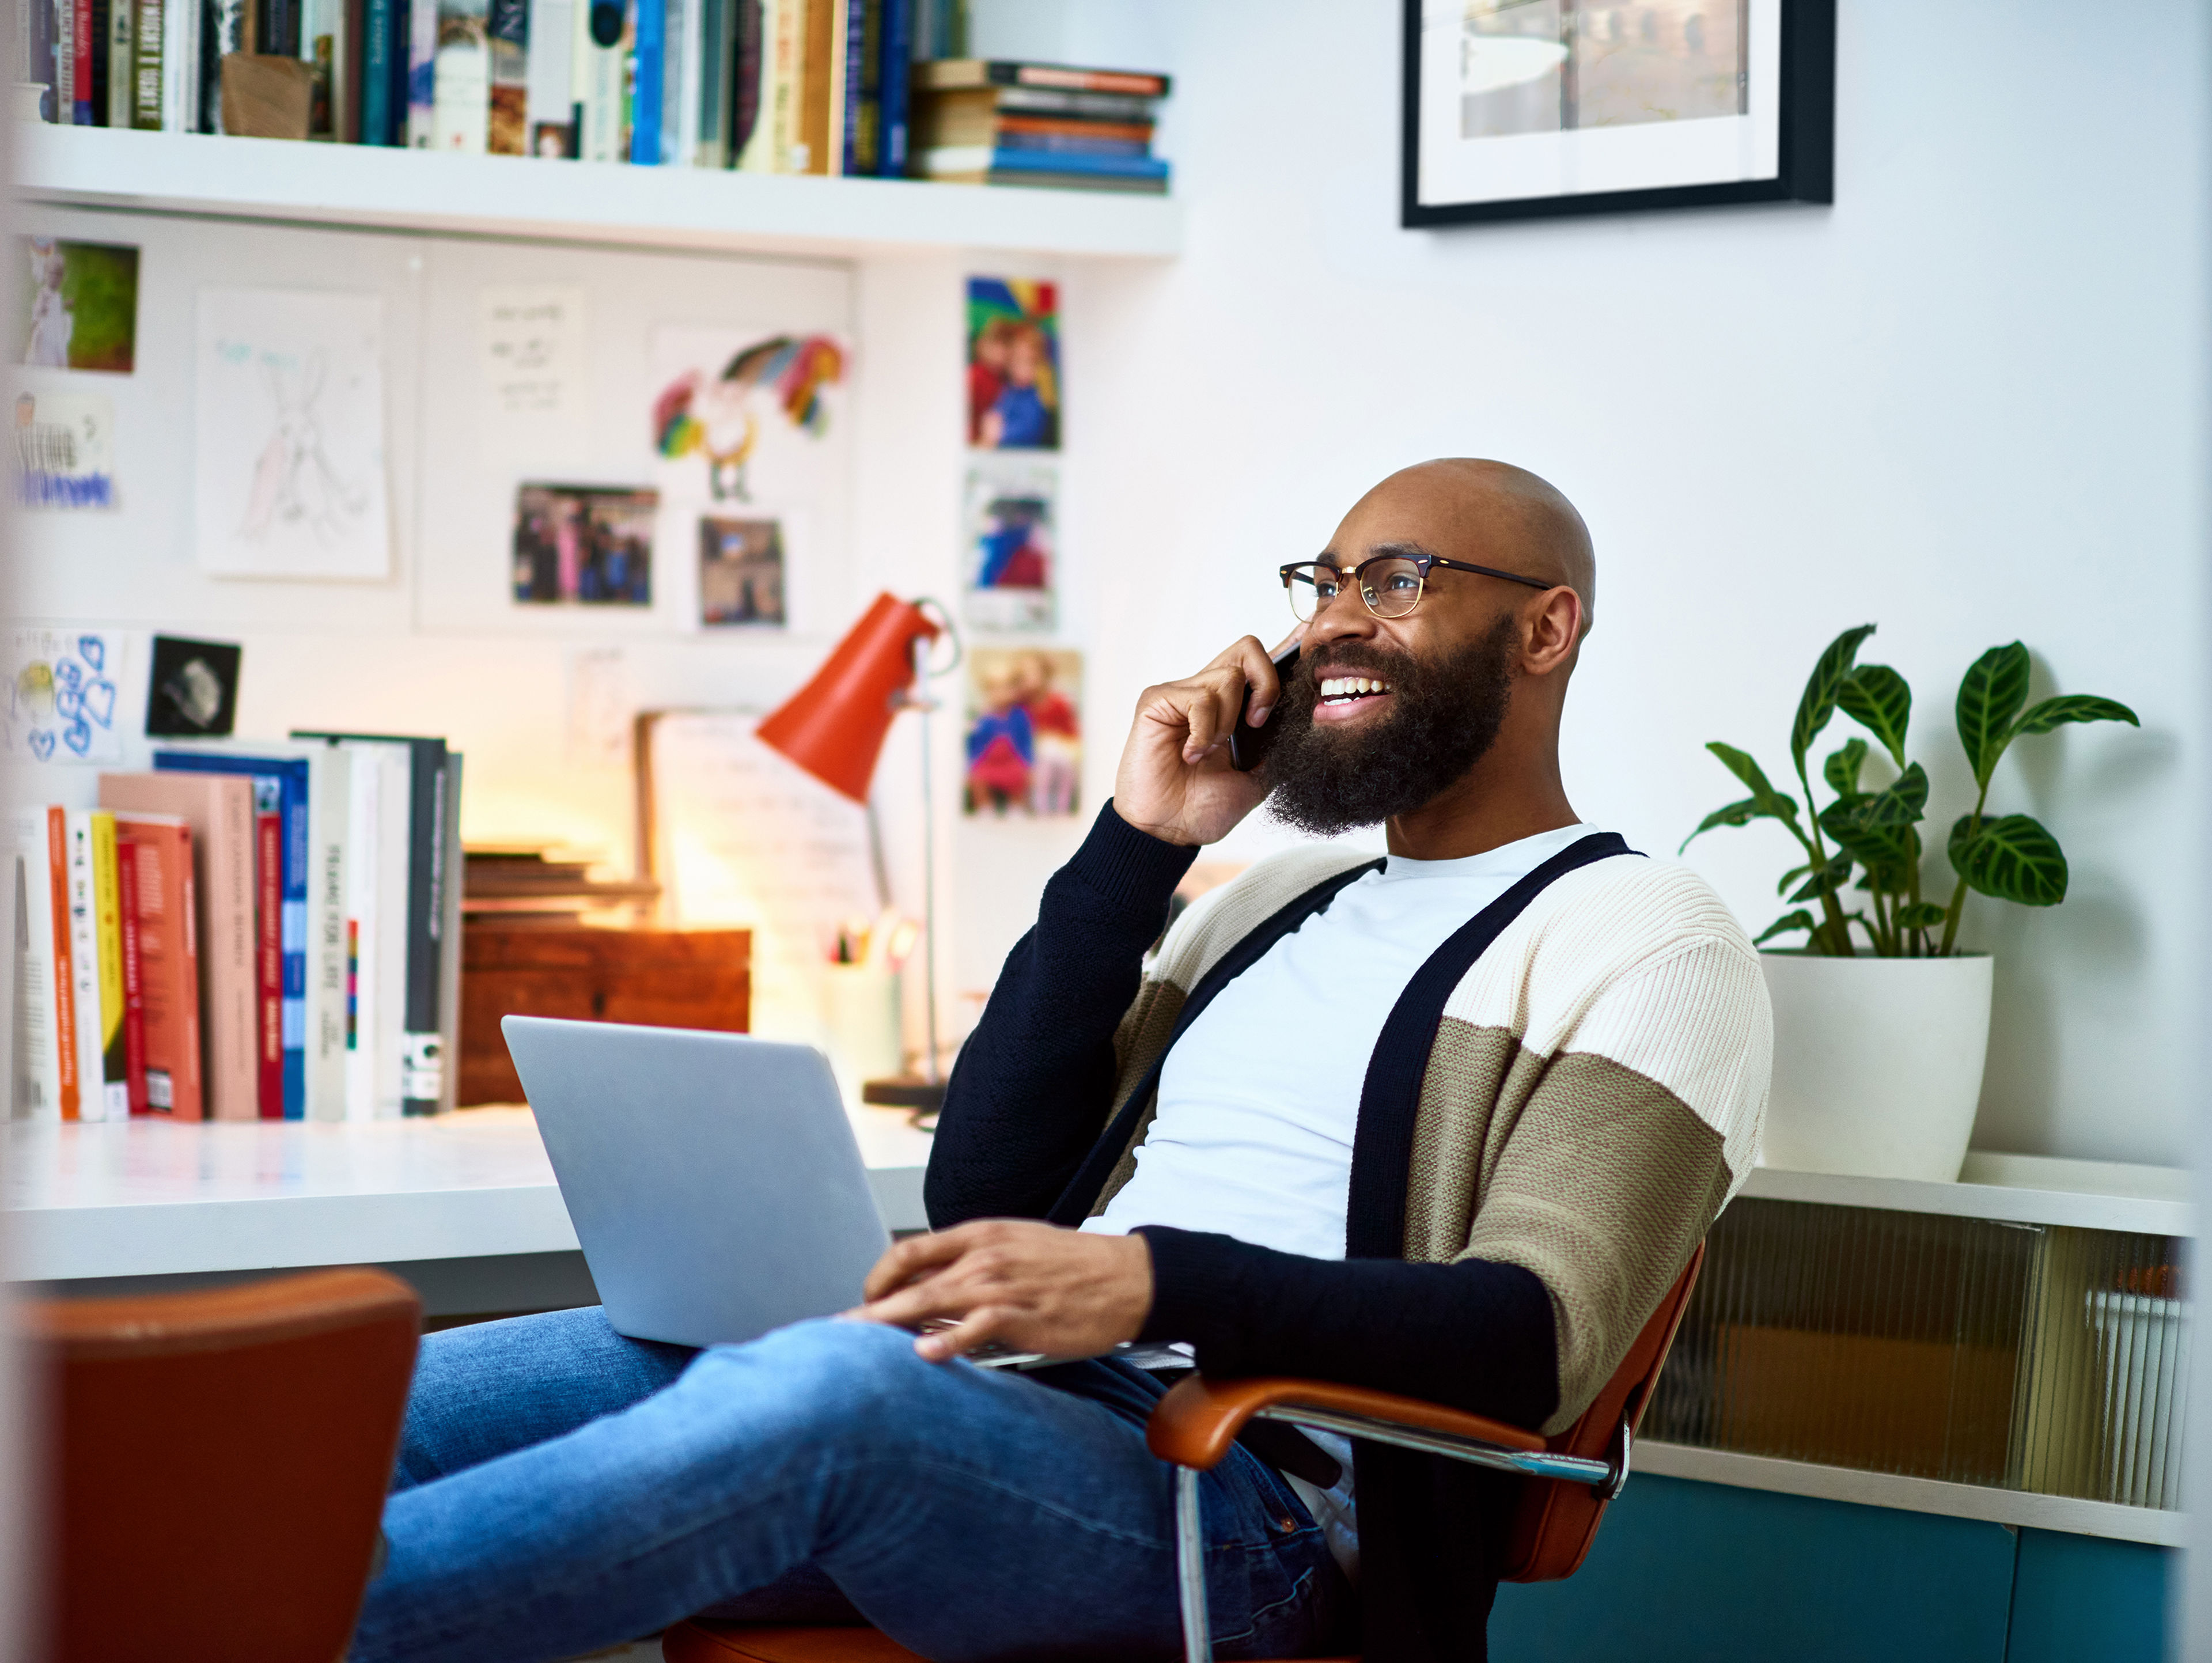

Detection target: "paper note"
[479, 283, 588, 459]
[647, 713, 881, 1046]
[194, 287, 391, 581]
[5, 628, 125, 763]
[13, 388, 116, 509]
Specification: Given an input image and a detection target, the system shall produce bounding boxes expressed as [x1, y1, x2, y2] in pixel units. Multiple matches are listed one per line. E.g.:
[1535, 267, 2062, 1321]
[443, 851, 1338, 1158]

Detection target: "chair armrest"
[1146, 1373, 1548, 1472]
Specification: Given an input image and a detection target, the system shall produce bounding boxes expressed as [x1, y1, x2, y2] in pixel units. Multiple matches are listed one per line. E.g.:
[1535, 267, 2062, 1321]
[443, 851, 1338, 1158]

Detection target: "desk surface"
[5, 1104, 938, 1282]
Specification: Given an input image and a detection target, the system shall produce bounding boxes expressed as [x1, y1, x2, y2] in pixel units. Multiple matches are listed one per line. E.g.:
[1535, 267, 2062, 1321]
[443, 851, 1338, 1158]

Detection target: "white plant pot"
[1758, 951, 1994, 1182]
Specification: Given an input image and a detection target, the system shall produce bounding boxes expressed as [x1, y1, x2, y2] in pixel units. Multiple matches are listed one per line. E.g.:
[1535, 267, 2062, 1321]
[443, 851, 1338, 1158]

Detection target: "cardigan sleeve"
[923, 802, 1196, 1228]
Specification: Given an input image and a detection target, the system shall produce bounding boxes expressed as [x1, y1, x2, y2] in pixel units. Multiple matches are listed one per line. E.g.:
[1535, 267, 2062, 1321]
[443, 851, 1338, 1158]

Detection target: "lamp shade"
[757, 592, 943, 804]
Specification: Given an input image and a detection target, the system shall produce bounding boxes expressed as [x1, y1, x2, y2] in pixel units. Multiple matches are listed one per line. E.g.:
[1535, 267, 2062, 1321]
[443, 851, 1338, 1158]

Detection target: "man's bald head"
[1348, 458, 1597, 637]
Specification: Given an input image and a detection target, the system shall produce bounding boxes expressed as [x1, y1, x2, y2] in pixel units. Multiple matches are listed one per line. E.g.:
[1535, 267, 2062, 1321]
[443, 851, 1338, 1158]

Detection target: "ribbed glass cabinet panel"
[1643, 1199, 2190, 1508]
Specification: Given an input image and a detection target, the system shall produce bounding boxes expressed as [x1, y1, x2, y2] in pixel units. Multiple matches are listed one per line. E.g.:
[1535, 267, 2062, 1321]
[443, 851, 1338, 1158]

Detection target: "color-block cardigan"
[927, 805, 1770, 1661]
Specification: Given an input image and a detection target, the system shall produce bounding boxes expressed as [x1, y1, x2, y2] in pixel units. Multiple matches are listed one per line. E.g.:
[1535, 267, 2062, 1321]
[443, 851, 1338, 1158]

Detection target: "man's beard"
[1263, 616, 1518, 838]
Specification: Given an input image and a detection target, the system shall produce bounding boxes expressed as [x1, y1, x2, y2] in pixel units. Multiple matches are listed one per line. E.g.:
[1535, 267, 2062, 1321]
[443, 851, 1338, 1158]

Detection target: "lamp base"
[861, 1073, 946, 1115]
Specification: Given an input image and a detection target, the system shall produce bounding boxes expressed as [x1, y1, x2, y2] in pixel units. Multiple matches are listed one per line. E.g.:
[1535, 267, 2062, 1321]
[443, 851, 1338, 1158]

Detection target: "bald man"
[353, 462, 1768, 1663]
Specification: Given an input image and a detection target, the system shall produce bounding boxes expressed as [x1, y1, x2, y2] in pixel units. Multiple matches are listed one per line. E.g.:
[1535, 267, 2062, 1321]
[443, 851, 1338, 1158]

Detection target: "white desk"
[4, 1104, 937, 1315]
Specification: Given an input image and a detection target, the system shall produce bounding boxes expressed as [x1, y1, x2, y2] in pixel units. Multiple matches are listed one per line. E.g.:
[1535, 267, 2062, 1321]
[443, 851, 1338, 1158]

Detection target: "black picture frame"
[1401, 0, 1835, 229]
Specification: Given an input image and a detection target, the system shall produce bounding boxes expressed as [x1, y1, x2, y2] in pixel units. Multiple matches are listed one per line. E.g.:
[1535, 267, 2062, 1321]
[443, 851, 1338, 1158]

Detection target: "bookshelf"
[16, 124, 1184, 260]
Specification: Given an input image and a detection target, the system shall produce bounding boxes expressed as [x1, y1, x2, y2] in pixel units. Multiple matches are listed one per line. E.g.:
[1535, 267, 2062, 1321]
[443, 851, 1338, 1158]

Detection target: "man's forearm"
[925, 804, 1198, 1228]
[1135, 1226, 1559, 1431]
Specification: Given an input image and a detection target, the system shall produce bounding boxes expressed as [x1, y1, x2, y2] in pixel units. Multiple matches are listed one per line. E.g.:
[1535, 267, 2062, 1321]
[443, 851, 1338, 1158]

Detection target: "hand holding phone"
[1230, 641, 1301, 772]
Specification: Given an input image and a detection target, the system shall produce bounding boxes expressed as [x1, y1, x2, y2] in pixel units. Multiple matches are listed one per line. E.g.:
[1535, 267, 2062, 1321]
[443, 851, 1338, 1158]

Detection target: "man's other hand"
[850, 1219, 1154, 1363]
[1112, 631, 1300, 847]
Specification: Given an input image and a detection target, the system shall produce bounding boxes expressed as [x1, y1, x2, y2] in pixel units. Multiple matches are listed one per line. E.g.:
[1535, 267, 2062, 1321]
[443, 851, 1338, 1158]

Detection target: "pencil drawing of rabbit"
[239, 350, 365, 544]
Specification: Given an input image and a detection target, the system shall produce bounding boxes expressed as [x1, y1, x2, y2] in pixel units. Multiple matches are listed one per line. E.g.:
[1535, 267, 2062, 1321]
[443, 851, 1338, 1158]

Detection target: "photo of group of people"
[964, 647, 1082, 819]
[512, 482, 657, 606]
[699, 515, 787, 626]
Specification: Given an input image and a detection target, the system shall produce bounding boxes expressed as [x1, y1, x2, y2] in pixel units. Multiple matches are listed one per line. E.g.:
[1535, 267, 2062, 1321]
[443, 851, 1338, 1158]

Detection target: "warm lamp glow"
[757, 592, 944, 804]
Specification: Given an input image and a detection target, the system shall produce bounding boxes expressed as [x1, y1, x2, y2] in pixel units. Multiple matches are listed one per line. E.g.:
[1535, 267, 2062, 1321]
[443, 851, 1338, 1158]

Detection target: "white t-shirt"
[1081, 822, 1600, 1578]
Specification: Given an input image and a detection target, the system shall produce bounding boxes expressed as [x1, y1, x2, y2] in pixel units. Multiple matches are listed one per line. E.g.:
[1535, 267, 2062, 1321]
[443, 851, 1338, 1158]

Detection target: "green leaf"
[1895, 901, 1948, 929]
[1822, 738, 1869, 798]
[1678, 798, 1766, 853]
[2012, 694, 2140, 738]
[1791, 625, 1878, 776]
[1703, 743, 1800, 821]
[1956, 642, 2032, 789]
[1754, 910, 1817, 946]
[1838, 664, 1912, 770]
[1950, 812, 2068, 907]
[1787, 853, 1854, 904]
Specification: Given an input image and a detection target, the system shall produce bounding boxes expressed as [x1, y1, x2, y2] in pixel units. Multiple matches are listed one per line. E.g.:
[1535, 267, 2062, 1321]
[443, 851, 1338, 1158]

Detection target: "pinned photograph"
[964, 647, 1082, 819]
[966, 278, 1059, 451]
[6, 629, 125, 763]
[961, 460, 1055, 634]
[13, 389, 116, 509]
[145, 635, 243, 738]
[17, 237, 139, 373]
[512, 483, 658, 607]
[699, 516, 786, 626]
[652, 328, 846, 503]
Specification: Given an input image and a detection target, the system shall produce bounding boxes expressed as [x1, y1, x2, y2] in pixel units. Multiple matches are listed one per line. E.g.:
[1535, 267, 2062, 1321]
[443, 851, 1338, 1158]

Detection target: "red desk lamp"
[757, 592, 956, 1113]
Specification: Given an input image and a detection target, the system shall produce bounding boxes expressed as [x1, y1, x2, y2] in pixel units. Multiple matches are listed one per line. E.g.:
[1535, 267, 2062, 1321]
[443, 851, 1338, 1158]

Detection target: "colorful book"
[485, 0, 524, 150]
[89, 809, 128, 1119]
[251, 786, 282, 1117]
[71, 0, 92, 121]
[793, 0, 833, 172]
[404, 0, 434, 142]
[840, 0, 870, 174]
[111, 811, 204, 1120]
[154, 747, 314, 1119]
[430, 0, 489, 149]
[9, 809, 66, 1120]
[115, 837, 150, 1115]
[917, 145, 1168, 188]
[100, 772, 257, 1121]
[62, 810, 105, 1121]
[627, 0, 660, 161]
[915, 58, 1168, 97]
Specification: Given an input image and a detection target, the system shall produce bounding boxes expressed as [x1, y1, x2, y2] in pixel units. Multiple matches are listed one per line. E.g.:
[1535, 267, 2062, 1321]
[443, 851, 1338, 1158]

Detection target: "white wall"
[964, 0, 2210, 1169]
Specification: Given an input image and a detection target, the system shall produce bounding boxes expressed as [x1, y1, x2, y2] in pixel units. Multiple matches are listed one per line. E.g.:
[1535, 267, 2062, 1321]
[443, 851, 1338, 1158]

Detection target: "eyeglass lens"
[1285, 558, 1425, 623]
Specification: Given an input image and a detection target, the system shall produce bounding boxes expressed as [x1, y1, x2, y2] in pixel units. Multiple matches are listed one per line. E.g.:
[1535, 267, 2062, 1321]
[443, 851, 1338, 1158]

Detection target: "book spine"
[403, 0, 432, 142]
[307, 753, 348, 1119]
[11, 823, 62, 1119]
[27, 0, 56, 121]
[65, 811, 105, 1121]
[253, 798, 283, 1118]
[156, 0, 181, 128]
[306, 0, 335, 137]
[128, 0, 156, 124]
[521, 0, 570, 150]
[360, 0, 388, 137]
[279, 767, 308, 1116]
[837, 0, 863, 173]
[722, 0, 757, 164]
[197, 0, 221, 127]
[691, 0, 722, 162]
[430, 0, 488, 150]
[116, 836, 149, 1115]
[107, 0, 131, 124]
[399, 741, 445, 1115]
[91, 810, 128, 1119]
[72, 0, 90, 118]
[171, 821, 205, 1119]
[873, 0, 903, 175]
[435, 752, 463, 1112]
[338, 0, 361, 137]
[341, 746, 380, 1121]
[663, 0, 689, 164]
[88, 0, 105, 121]
[55, 0, 75, 124]
[570, 0, 622, 162]
[626, 0, 657, 161]
[485, 0, 524, 151]
[47, 808, 79, 1122]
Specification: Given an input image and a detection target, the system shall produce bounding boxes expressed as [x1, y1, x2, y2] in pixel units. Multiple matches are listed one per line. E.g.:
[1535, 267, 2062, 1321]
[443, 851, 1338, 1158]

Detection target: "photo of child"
[965, 277, 1059, 451]
[964, 647, 1082, 818]
[512, 483, 657, 606]
[17, 238, 139, 374]
[699, 515, 786, 626]
[961, 461, 1056, 634]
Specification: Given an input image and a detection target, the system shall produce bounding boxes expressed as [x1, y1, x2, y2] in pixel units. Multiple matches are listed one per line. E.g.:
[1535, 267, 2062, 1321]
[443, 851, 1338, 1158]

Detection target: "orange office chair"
[24, 1266, 423, 1662]
[665, 1244, 1705, 1663]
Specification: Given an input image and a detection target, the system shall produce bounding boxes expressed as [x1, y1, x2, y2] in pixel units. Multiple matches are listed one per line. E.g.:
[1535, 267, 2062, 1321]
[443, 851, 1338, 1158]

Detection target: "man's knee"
[677, 1318, 953, 1449]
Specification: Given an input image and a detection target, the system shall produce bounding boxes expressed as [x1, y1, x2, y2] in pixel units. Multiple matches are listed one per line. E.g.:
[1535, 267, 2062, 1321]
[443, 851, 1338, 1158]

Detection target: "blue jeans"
[349, 1309, 1354, 1663]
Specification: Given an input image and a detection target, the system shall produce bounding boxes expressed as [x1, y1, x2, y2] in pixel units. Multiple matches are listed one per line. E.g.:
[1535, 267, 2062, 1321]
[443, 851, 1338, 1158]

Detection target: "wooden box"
[460, 925, 751, 1107]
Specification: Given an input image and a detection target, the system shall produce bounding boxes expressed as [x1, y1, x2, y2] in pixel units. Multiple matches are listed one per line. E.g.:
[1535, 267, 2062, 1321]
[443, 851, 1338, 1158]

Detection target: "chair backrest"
[1501, 1241, 1705, 1583]
[25, 1266, 422, 1662]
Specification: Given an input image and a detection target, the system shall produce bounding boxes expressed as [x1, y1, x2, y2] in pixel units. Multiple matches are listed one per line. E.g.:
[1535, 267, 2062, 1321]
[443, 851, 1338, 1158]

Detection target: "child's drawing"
[195, 288, 391, 581]
[238, 351, 369, 544]
[650, 325, 849, 508]
[4, 629, 124, 764]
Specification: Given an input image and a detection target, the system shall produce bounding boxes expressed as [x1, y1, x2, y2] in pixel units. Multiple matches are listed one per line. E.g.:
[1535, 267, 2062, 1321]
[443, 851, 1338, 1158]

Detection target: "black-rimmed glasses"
[1279, 553, 1554, 623]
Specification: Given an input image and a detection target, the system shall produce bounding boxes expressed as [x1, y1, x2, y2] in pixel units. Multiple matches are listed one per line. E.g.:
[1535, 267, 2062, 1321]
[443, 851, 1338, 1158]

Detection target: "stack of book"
[912, 58, 1169, 194]
[9, 731, 464, 1123]
[463, 843, 659, 926]
[13, 0, 1172, 196]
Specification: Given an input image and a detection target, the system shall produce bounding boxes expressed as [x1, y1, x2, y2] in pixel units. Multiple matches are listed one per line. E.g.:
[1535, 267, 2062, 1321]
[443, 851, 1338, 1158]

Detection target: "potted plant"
[1684, 626, 2135, 1181]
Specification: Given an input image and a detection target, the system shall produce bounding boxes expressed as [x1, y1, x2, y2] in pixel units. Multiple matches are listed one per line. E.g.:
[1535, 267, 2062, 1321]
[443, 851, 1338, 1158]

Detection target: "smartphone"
[1229, 642, 1301, 773]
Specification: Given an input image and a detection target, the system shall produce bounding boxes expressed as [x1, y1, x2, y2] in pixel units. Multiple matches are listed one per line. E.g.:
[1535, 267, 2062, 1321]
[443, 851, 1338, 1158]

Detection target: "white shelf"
[1743, 1151, 2193, 1238]
[1639, 1441, 2185, 1547]
[13, 123, 1184, 260]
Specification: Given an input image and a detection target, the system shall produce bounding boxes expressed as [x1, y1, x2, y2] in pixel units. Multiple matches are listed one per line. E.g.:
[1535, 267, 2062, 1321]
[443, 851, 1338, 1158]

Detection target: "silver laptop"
[503, 1016, 892, 1349]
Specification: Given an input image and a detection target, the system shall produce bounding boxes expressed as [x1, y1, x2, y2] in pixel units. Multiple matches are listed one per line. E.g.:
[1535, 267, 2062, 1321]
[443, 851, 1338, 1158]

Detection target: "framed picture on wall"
[1401, 0, 1835, 227]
